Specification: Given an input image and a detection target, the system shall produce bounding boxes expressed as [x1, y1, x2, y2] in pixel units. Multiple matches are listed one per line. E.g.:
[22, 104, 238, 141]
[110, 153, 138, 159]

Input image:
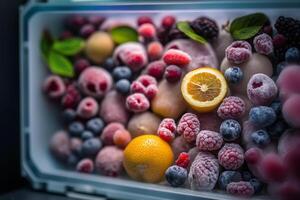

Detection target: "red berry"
[61, 84, 81, 108]
[217, 96, 246, 120]
[76, 158, 94, 173]
[87, 16, 106, 28]
[175, 152, 190, 168]
[177, 113, 200, 143]
[218, 143, 244, 170]
[196, 130, 223, 151]
[80, 24, 95, 38]
[130, 75, 158, 100]
[138, 23, 156, 39]
[253, 33, 274, 55]
[146, 61, 166, 79]
[74, 58, 90, 74]
[76, 97, 99, 119]
[161, 15, 176, 29]
[164, 65, 182, 83]
[43, 75, 66, 99]
[137, 16, 153, 26]
[245, 147, 262, 165]
[162, 49, 191, 67]
[273, 34, 287, 48]
[259, 153, 287, 182]
[157, 127, 175, 142]
[126, 93, 150, 113]
[147, 41, 163, 61]
[226, 181, 254, 197]
[157, 118, 176, 142]
[225, 41, 252, 64]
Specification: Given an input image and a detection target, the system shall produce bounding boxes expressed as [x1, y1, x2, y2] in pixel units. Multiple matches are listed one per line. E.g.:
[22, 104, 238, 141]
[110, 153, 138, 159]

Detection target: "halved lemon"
[181, 67, 228, 112]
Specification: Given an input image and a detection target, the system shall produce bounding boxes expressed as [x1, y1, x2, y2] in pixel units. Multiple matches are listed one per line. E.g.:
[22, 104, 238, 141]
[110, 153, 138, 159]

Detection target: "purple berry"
[272, 34, 287, 48]
[164, 65, 182, 83]
[88, 16, 106, 28]
[218, 171, 242, 190]
[249, 106, 277, 128]
[80, 24, 95, 38]
[225, 41, 252, 64]
[220, 119, 241, 141]
[253, 33, 273, 55]
[226, 181, 254, 197]
[165, 165, 188, 187]
[74, 58, 90, 74]
[218, 143, 244, 170]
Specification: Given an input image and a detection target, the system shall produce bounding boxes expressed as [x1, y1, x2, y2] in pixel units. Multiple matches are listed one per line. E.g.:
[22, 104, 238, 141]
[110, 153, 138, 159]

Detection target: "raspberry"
[259, 153, 287, 182]
[138, 23, 156, 39]
[218, 143, 244, 170]
[74, 58, 90, 74]
[188, 152, 219, 190]
[76, 158, 94, 173]
[196, 130, 223, 151]
[161, 15, 176, 29]
[245, 147, 262, 165]
[50, 131, 71, 162]
[147, 41, 163, 61]
[253, 33, 274, 55]
[43, 75, 66, 99]
[145, 61, 166, 79]
[225, 41, 252, 64]
[217, 96, 246, 120]
[76, 97, 98, 119]
[226, 181, 255, 197]
[162, 49, 191, 67]
[126, 93, 150, 113]
[273, 34, 287, 48]
[137, 16, 153, 26]
[61, 83, 81, 108]
[164, 65, 182, 83]
[190, 17, 219, 40]
[175, 152, 190, 168]
[157, 118, 176, 142]
[218, 171, 242, 190]
[130, 75, 158, 100]
[177, 113, 200, 143]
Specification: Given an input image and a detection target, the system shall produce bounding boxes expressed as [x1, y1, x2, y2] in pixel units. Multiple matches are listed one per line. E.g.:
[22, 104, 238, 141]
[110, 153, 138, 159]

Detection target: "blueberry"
[67, 154, 79, 166]
[249, 106, 277, 128]
[242, 171, 253, 181]
[218, 171, 242, 190]
[267, 120, 288, 138]
[81, 131, 94, 141]
[220, 119, 241, 141]
[103, 57, 115, 71]
[250, 178, 263, 194]
[276, 61, 288, 75]
[81, 138, 102, 157]
[285, 47, 300, 63]
[115, 79, 131, 95]
[112, 66, 132, 81]
[62, 109, 77, 124]
[270, 100, 282, 115]
[86, 118, 104, 135]
[224, 67, 243, 84]
[251, 130, 271, 147]
[165, 165, 187, 187]
[69, 121, 84, 137]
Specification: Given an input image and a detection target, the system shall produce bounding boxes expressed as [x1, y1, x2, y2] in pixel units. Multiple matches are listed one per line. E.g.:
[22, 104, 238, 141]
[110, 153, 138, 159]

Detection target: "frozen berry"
[272, 34, 287, 48]
[251, 129, 271, 147]
[225, 41, 252, 64]
[249, 178, 263, 194]
[218, 171, 242, 190]
[95, 146, 124, 177]
[196, 130, 223, 151]
[76, 158, 94, 173]
[115, 79, 130, 95]
[285, 47, 300, 63]
[87, 15, 105, 27]
[130, 75, 158, 99]
[175, 152, 190, 168]
[113, 129, 131, 149]
[190, 16, 219, 40]
[137, 16, 153, 26]
[282, 94, 300, 128]
[276, 179, 300, 200]
[245, 147, 262, 165]
[224, 67, 243, 84]
[249, 106, 277, 128]
[253, 33, 273, 55]
[164, 65, 182, 83]
[147, 41, 163, 61]
[267, 120, 288, 138]
[50, 131, 71, 162]
[220, 119, 241, 141]
[165, 165, 188, 187]
[81, 130, 94, 141]
[217, 96, 246, 120]
[112, 66, 132, 81]
[74, 58, 90, 74]
[102, 57, 115, 72]
[247, 73, 278, 106]
[145, 60, 166, 79]
[276, 61, 288, 75]
[70, 138, 82, 156]
[218, 143, 244, 170]
[101, 122, 124, 145]
[62, 109, 76, 124]
[138, 23, 156, 39]
[161, 15, 176, 29]
[69, 121, 84, 137]
[162, 49, 191, 67]
[226, 181, 254, 197]
[177, 113, 200, 143]
[126, 93, 150, 113]
[157, 118, 176, 142]
[259, 153, 287, 182]
[86, 118, 104, 136]
[76, 97, 99, 119]
[81, 138, 102, 157]
[80, 24, 95, 38]
[43, 75, 66, 99]
[61, 83, 81, 108]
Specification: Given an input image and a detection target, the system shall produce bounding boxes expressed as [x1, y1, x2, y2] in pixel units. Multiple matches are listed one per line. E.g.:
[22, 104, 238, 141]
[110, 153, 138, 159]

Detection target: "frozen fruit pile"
[43, 13, 300, 199]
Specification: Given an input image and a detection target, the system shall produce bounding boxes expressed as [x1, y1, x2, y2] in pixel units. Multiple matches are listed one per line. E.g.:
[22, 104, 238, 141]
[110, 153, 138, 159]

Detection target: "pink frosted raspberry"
[188, 152, 219, 190]
[126, 93, 150, 113]
[247, 73, 278, 106]
[61, 83, 81, 108]
[95, 146, 124, 177]
[138, 23, 156, 39]
[78, 67, 113, 99]
[130, 75, 158, 100]
[43, 75, 66, 99]
[253, 33, 274, 55]
[76, 158, 94, 173]
[218, 143, 244, 170]
[225, 41, 252, 64]
[177, 113, 200, 143]
[162, 49, 191, 67]
[147, 41, 163, 61]
[157, 118, 176, 142]
[101, 122, 124, 145]
[145, 60, 166, 79]
[76, 97, 98, 119]
[217, 96, 246, 120]
[226, 181, 254, 197]
[196, 130, 223, 151]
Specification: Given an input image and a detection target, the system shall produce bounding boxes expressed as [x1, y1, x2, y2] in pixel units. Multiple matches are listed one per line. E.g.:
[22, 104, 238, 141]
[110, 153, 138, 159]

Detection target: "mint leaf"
[110, 26, 138, 44]
[40, 30, 53, 61]
[52, 38, 85, 56]
[230, 13, 268, 40]
[177, 21, 206, 44]
[48, 50, 74, 78]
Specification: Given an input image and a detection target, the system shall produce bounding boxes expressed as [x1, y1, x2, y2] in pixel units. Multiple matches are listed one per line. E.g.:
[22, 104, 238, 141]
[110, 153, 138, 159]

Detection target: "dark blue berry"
[251, 130, 271, 147]
[86, 118, 104, 135]
[112, 66, 132, 81]
[267, 120, 288, 138]
[218, 171, 242, 190]
[276, 61, 288, 75]
[62, 109, 77, 124]
[220, 119, 241, 141]
[67, 154, 79, 166]
[81, 138, 102, 157]
[224, 67, 243, 84]
[81, 131, 94, 141]
[69, 121, 84, 137]
[242, 171, 253, 181]
[115, 79, 131, 95]
[103, 57, 115, 71]
[250, 178, 263, 194]
[285, 47, 300, 63]
[270, 100, 282, 115]
[249, 106, 277, 128]
[165, 165, 187, 187]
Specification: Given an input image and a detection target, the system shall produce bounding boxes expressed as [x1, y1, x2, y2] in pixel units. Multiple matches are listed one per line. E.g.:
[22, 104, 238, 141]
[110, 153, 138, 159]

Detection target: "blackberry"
[275, 16, 300, 48]
[191, 17, 219, 40]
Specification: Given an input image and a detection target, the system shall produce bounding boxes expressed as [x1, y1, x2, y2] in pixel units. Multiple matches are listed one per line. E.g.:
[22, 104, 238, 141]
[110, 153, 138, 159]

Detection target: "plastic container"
[20, 1, 300, 199]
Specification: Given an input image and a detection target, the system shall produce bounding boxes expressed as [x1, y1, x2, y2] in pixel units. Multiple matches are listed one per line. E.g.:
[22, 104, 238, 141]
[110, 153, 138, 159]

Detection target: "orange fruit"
[181, 67, 228, 112]
[123, 135, 174, 183]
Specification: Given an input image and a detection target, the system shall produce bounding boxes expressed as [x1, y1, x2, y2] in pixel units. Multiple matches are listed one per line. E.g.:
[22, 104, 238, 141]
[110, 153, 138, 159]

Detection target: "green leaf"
[52, 38, 85, 56]
[110, 26, 138, 44]
[177, 21, 207, 44]
[230, 13, 268, 40]
[48, 50, 74, 78]
[40, 30, 53, 61]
